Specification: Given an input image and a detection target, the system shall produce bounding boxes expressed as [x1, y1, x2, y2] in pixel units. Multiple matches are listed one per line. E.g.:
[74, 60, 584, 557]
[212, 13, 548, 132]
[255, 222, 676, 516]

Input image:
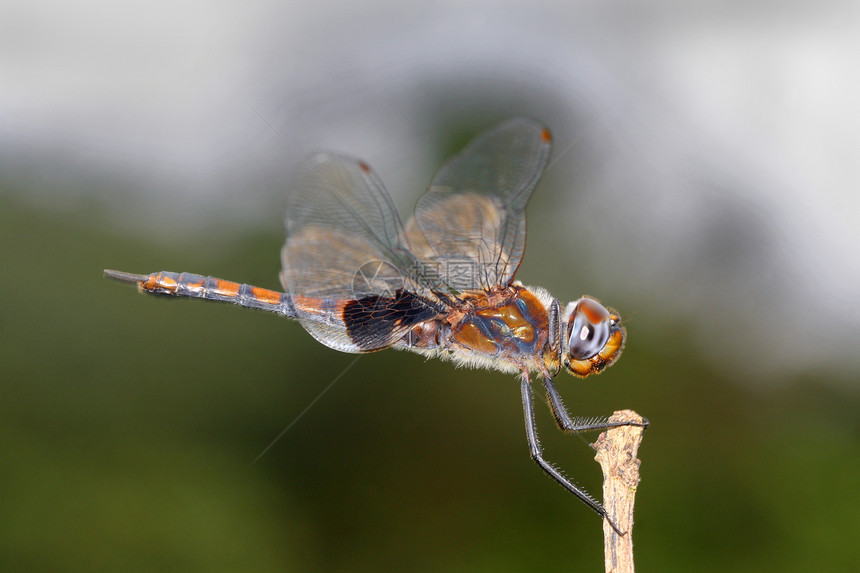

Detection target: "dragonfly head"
[561, 296, 626, 378]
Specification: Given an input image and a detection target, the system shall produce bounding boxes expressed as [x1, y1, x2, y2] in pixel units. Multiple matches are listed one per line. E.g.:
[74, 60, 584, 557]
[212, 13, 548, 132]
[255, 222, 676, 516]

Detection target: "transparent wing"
[280, 153, 441, 352]
[405, 117, 552, 292]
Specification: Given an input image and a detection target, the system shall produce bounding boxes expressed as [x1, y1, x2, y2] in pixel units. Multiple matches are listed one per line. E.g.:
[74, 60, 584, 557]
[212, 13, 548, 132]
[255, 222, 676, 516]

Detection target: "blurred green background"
[3, 1, 860, 571]
[2, 177, 858, 571]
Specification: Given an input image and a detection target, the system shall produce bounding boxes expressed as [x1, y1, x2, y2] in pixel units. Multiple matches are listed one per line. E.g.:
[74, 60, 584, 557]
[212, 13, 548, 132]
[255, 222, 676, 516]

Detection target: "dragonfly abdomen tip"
[104, 269, 150, 284]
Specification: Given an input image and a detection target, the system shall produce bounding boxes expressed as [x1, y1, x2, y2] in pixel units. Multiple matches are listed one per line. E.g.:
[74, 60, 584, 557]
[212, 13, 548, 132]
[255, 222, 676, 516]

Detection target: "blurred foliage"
[1, 194, 859, 572]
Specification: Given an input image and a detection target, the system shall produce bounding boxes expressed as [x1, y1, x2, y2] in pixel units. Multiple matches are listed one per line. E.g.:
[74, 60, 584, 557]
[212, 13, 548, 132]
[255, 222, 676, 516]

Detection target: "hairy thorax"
[399, 284, 551, 375]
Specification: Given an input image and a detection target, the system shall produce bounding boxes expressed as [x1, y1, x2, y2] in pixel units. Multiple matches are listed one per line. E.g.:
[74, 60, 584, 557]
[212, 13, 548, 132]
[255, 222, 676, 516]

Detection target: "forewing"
[407, 117, 551, 291]
[281, 153, 439, 352]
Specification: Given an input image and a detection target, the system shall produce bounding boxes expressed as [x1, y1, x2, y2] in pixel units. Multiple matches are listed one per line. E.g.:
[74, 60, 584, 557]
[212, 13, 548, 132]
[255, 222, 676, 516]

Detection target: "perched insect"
[106, 117, 646, 531]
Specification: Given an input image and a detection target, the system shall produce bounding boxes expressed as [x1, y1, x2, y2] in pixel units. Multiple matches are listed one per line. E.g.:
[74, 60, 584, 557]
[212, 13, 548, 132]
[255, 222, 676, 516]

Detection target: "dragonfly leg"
[521, 378, 608, 519]
[543, 376, 649, 434]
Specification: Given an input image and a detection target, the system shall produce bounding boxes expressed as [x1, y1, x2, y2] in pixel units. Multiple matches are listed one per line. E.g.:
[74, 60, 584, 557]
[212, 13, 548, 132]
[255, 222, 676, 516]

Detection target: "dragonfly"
[105, 117, 646, 532]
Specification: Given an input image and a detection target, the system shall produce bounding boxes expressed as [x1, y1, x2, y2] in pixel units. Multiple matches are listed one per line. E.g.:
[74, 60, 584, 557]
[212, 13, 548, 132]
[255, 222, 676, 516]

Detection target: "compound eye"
[568, 298, 611, 360]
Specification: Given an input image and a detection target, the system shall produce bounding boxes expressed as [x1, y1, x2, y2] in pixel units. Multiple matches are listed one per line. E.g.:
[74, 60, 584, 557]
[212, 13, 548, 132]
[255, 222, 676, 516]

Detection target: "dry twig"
[593, 410, 646, 573]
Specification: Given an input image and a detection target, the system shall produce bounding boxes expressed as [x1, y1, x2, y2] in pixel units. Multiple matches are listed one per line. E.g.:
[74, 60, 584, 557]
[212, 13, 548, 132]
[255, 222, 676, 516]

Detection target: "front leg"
[543, 376, 649, 434]
[521, 377, 617, 530]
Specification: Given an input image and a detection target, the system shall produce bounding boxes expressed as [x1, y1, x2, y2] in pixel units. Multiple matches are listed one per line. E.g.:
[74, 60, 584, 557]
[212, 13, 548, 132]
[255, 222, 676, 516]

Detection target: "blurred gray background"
[2, 1, 858, 571]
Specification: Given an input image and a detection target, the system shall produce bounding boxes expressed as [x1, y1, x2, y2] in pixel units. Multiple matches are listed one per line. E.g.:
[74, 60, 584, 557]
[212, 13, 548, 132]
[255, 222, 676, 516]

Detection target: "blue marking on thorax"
[467, 298, 541, 357]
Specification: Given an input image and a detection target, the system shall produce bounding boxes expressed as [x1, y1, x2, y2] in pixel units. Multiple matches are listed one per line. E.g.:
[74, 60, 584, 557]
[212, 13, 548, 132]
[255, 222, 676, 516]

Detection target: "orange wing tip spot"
[540, 127, 552, 143]
[358, 160, 371, 173]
